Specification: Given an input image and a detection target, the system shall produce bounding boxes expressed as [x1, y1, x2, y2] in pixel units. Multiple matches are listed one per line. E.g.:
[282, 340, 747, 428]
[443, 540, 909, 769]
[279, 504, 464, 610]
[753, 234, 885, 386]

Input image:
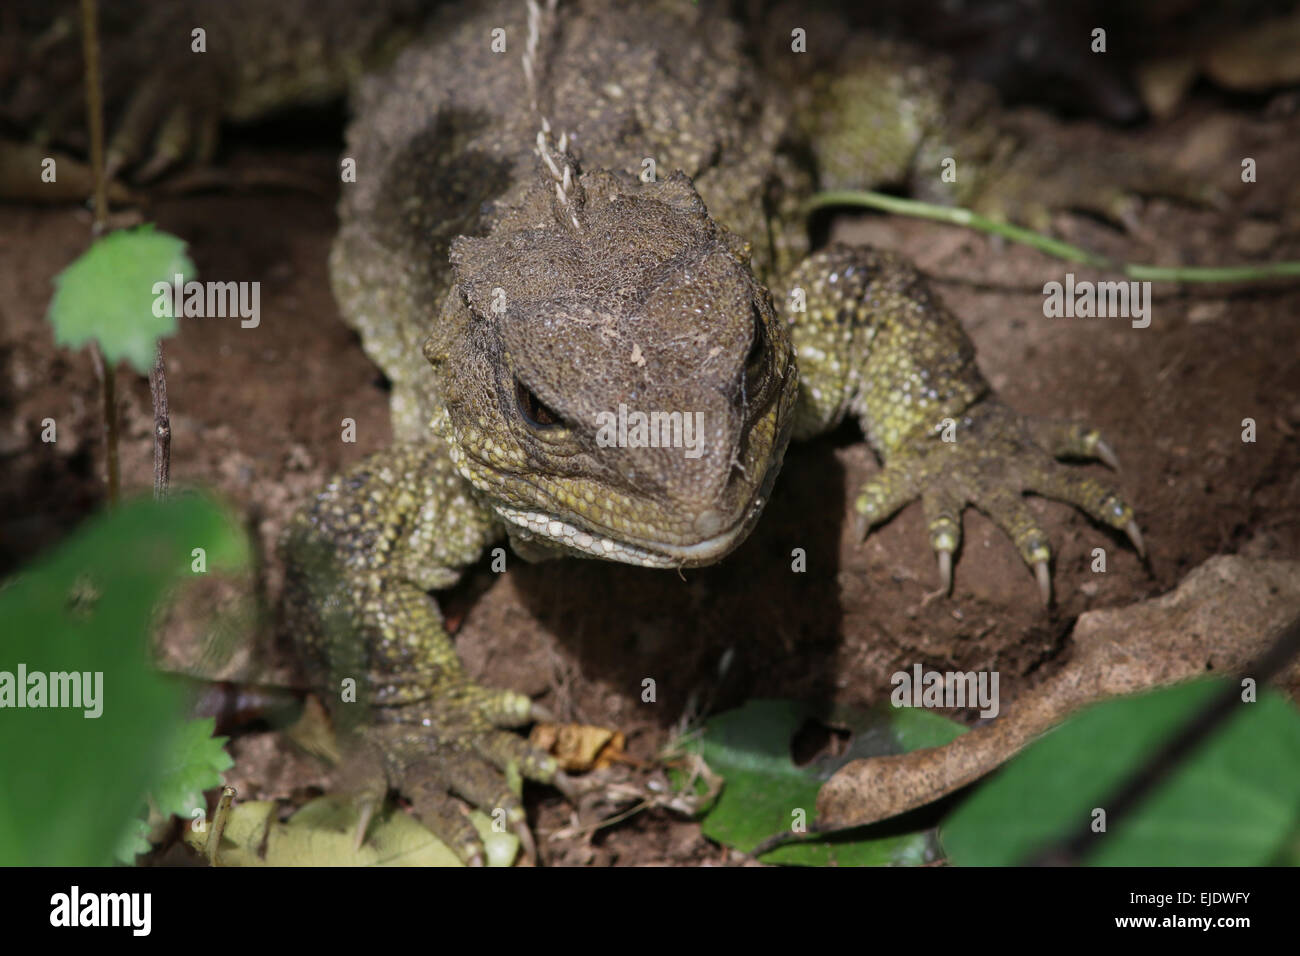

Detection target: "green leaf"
[687, 699, 966, 865]
[0, 494, 249, 865]
[940, 680, 1300, 865]
[114, 817, 153, 865]
[186, 796, 519, 867]
[47, 224, 195, 373]
[151, 717, 234, 822]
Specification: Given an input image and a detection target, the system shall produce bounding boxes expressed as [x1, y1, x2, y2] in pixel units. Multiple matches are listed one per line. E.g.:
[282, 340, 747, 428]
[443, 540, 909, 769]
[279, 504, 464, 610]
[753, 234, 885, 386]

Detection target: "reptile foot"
[105, 76, 220, 182]
[355, 680, 558, 865]
[855, 401, 1142, 605]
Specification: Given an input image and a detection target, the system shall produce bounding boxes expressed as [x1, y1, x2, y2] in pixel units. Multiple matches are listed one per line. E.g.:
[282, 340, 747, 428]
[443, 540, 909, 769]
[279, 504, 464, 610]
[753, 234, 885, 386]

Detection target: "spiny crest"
[521, 0, 558, 113]
[536, 120, 585, 233]
[522, 0, 584, 233]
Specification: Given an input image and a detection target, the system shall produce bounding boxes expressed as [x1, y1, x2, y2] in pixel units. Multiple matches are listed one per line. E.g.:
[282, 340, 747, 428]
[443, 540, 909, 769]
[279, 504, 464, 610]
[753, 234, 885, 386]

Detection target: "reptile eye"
[515, 377, 562, 428]
[746, 306, 767, 375]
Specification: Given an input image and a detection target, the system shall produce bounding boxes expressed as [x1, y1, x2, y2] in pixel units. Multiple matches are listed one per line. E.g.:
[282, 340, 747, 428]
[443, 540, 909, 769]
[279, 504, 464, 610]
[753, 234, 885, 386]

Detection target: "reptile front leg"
[280, 441, 559, 864]
[781, 244, 1144, 605]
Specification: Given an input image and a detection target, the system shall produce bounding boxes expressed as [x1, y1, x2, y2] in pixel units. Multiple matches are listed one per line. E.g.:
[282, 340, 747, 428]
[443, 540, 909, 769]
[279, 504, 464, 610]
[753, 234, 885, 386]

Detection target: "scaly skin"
[270, 0, 1148, 863]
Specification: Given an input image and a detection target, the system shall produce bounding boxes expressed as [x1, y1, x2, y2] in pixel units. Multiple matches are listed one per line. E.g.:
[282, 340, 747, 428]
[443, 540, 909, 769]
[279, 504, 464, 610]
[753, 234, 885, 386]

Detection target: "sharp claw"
[937, 549, 952, 595]
[1035, 560, 1052, 607]
[512, 820, 538, 865]
[854, 511, 871, 541]
[1125, 519, 1146, 559]
[352, 794, 378, 852]
[529, 701, 554, 723]
[1093, 438, 1121, 471]
[465, 850, 486, 867]
[551, 770, 579, 802]
[351, 790, 379, 858]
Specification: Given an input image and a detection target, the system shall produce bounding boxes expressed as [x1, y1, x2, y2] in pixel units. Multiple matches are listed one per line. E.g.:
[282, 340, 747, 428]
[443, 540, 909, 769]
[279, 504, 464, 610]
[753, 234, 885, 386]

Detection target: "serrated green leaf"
[113, 817, 153, 865]
[47, 224, 195, 373]
[940, 680, 1300, 865]
[151, 717, 234, 821]
[686, 699, 967, 865]
[0, 494, 249, 865]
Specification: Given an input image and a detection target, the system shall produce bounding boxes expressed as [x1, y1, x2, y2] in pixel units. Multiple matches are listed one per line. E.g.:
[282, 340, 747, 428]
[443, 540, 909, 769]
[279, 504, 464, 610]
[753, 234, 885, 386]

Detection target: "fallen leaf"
[530, 722, 627, 771]
[185, 794, 517, 866]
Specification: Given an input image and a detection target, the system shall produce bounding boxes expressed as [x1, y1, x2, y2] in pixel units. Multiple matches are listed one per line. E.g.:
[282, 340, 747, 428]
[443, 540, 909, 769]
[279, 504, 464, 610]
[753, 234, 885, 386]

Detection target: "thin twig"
[89, 343, 120, 506]
[78, 0, 106, 234]
[149, 342, 170, 499]
[207, 786, 236, 866]
[80, 0, 121, 506]
[807, 190, 1300, 283]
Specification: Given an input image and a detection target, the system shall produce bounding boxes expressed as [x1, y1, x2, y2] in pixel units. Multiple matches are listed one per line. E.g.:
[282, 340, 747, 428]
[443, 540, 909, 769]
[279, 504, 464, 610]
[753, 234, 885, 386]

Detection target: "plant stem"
[80, 0, 121, 504]
[103, 360, 119, 505]
[149, 343, 171, 499]
[208, 786, 236, 865]
[89, 343, 120, 506]
[807, 190, 1300, 283]
[79, 0, 107, 234]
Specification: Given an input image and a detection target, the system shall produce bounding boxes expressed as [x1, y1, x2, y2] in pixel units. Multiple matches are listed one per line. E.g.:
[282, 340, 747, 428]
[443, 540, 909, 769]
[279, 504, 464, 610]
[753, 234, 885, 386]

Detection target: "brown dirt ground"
[3, 97, 1299, 866]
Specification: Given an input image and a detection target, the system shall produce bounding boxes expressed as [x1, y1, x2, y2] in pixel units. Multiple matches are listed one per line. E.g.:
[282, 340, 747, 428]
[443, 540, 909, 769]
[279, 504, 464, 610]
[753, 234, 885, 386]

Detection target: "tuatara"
[272, 0, 1147, 862]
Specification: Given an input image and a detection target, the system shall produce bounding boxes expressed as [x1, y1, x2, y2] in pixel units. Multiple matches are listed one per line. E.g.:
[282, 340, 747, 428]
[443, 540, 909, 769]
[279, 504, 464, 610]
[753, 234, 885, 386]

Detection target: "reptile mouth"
[494, 455, 783, 569]
[639, 453, 784, 563]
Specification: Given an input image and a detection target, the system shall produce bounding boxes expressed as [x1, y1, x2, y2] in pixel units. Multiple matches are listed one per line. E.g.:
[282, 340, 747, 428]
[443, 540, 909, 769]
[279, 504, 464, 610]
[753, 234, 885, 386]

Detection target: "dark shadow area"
[507, 435, 850, 728]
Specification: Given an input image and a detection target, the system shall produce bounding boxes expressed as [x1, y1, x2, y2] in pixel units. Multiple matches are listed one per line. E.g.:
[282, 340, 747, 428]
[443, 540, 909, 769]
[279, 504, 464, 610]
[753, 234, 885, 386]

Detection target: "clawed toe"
[1093, 437, 1121, 471]
[1034, 559, 1051, 607]
[1124, 519, 1145, 559]
[854, 402, 1142, 605]
[345, 685, 567, 864]
[936, 549, 953, 596]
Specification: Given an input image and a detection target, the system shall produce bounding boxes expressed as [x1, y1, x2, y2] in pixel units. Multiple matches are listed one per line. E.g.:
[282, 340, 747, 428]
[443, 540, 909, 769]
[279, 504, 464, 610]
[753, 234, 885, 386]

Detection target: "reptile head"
[428, 168, 798, 568]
